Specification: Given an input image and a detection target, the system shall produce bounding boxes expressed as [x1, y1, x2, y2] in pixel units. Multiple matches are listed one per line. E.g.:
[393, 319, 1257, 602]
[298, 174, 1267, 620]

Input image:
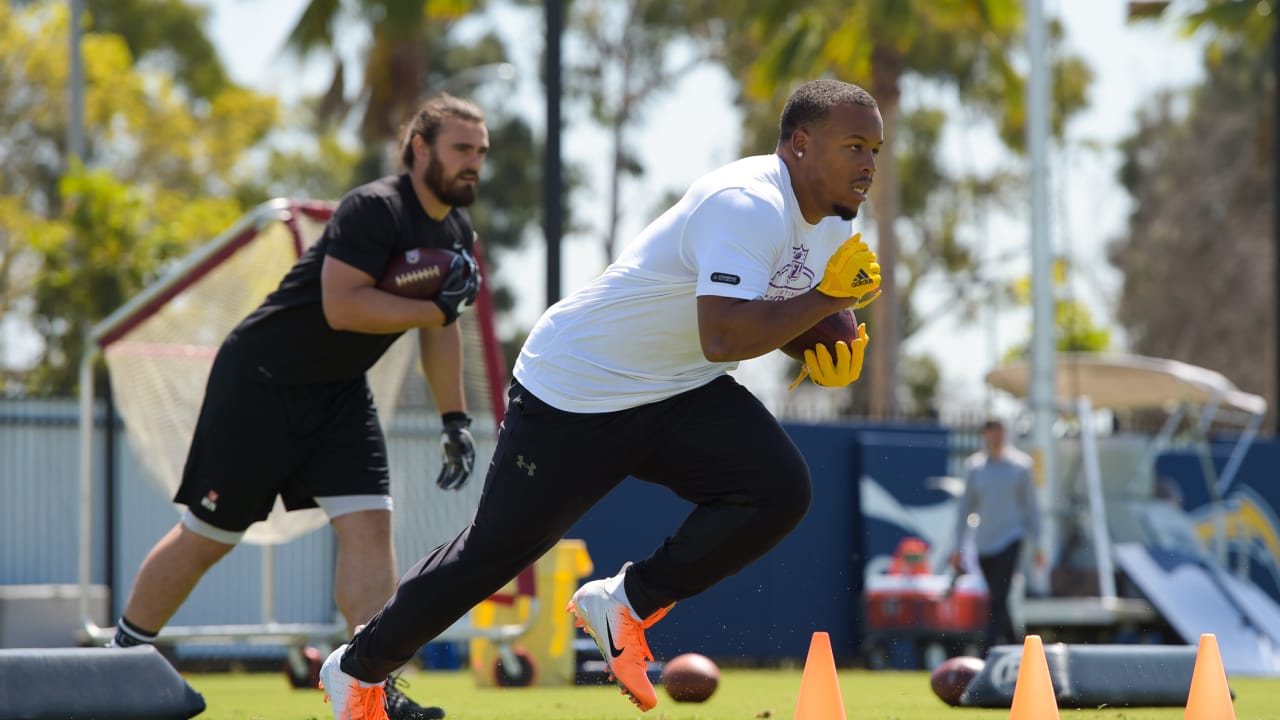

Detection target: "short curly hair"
[399, 94, 486, 169]
[778, 79, 877, 145]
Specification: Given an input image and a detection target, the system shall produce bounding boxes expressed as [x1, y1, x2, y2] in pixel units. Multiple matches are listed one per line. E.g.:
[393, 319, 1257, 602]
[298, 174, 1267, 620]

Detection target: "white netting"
[100, 202, 500, 547]
[383, 267, 504, 561]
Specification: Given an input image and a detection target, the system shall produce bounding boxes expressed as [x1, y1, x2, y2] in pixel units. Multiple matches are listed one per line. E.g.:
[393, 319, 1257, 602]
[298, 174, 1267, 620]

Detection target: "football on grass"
[377, 247, 463, 300]
[661, 653, 719, 703]
[781, 308, 858, 360]
[930, 655, 984, 706]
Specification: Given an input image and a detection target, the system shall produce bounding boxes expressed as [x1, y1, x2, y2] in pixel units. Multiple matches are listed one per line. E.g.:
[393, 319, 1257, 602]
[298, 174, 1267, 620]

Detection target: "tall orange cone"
[1008, 635, 1059, 720]
[794, 632, 845, 720]
[1185, 633, 1235, 720]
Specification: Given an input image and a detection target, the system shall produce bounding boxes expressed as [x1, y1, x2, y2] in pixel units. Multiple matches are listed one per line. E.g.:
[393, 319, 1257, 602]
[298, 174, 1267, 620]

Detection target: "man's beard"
[834, 203, 858, 221]
[423, 154, 478, 207]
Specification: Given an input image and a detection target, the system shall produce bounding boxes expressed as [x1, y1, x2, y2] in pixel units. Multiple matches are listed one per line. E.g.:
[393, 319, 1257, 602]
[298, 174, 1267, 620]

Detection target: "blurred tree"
[1128, 0, 1273, 57]
[1111, 48, 1272, 401]
[0, 2, 276, 394]
[998, 298, 1111, 363]
[84, 0, 230, 100]
[1120, 0, 1275, 411]
[560, 0, 728, 262]
[1003, 262, 1112, 361]
[724, 0, 1091, 417]
[24, 167, 245, 394]
[87, 0, 365, 202]
[283, 0, 478, 148]
[0, 200, 56, 351]
[246, 131, 364, 204]
[900, 352, 942, 418]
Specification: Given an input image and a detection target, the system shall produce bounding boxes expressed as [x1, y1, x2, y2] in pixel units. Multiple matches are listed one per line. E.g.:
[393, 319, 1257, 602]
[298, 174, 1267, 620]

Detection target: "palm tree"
[1123, 0, 1278, 414]
[1128, 0, 1273, 49]
[728, 0, 1033, 417]
[282, 0, 480, 148]
[566, 0, 727, 262]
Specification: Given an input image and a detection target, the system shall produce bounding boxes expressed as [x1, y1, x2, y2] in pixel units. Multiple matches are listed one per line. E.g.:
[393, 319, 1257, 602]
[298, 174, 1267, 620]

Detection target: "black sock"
[112, 616, 158, 648]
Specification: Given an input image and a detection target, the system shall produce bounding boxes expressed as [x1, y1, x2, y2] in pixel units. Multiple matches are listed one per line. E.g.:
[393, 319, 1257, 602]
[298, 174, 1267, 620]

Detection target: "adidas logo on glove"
[851, 269, 875, 288]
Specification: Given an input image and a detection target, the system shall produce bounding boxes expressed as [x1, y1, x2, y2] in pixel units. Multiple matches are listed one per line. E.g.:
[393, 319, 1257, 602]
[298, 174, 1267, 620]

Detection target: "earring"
[797, 151, 804, 157]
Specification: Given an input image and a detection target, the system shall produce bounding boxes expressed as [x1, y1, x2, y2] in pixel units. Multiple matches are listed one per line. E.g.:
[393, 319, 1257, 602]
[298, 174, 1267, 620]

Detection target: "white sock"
[606, 565, 643, 622]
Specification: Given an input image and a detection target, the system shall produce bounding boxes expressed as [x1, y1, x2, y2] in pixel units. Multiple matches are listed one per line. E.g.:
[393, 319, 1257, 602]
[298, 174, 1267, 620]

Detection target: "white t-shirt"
[513, 154, 854, 412]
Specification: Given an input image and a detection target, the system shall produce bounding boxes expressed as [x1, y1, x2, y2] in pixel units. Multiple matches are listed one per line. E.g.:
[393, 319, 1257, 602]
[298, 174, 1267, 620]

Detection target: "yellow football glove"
[788, 323, 869, 390]
[816, 234, 882, 309]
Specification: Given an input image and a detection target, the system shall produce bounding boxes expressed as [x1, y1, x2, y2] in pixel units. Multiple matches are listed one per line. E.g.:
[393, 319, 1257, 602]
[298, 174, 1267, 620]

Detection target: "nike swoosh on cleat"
[606, 620, 625, 658]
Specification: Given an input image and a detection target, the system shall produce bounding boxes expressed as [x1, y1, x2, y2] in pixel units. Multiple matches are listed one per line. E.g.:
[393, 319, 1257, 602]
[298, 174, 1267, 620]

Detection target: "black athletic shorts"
[174, 353, 391, 533]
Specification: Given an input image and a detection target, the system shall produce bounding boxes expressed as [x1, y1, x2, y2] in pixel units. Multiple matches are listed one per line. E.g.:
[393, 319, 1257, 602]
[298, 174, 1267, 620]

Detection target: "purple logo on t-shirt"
[767, 243, 815, 299]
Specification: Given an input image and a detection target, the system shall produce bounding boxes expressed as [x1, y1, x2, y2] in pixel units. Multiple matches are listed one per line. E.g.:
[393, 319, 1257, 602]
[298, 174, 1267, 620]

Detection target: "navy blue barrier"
[854, 429, 953, 670]
[1156, 438, 1280, 603]
[566, 421, 950, 663]
[856, 429, 952, 566]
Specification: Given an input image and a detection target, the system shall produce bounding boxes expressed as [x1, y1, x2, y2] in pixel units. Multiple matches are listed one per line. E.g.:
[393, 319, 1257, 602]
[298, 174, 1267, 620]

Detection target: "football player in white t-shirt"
[321, 79, 883, 717]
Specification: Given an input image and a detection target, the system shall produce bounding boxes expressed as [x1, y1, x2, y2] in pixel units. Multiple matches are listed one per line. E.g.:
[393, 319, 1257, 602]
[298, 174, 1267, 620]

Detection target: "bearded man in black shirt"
[108, 94, 487, 719]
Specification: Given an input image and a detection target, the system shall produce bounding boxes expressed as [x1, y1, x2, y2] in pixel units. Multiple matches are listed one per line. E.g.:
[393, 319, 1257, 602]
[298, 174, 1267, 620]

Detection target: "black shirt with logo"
[222, 174, 474, 384]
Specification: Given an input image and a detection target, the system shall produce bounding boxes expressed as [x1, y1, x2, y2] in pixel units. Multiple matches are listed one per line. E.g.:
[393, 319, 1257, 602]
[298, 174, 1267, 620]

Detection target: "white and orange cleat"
[319, 644, 390, 720]
[566, 564, 671, 712]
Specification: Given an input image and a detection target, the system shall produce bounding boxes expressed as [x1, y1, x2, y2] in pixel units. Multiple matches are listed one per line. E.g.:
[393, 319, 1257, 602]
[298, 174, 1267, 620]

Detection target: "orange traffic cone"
[1009, 635, 1059, 720]
[794, 632, 845, 720]
[1185, 633, 1235, 720]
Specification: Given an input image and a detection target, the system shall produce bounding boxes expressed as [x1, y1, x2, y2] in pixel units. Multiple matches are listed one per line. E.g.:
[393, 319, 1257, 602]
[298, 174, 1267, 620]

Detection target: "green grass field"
[185, 666, 1280, 720]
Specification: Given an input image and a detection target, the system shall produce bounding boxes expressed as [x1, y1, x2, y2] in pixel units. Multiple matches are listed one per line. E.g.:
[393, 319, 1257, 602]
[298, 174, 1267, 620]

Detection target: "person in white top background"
[317, 78, 884, 718]
[950, 416, 1044, 654]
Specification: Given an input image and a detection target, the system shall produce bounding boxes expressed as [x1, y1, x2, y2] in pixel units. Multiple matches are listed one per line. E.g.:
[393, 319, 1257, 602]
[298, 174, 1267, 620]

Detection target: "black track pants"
[978, 539, 1023, 653]
[342, 375, 812, 681]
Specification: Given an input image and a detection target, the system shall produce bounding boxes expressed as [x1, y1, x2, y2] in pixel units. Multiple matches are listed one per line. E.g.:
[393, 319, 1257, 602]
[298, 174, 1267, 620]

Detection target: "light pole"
[1026, 0, 1059, 577]
[545, 0, 563, 310]
[68, 0, 85, 165]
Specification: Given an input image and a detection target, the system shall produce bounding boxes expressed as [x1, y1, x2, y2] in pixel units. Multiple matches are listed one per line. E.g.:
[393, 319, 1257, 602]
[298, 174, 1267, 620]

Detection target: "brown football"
[377, 247, 462, 300]
[661, 653, 719, 703]
[781, 308, 858, 360]
[930, 655, 984, 707]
